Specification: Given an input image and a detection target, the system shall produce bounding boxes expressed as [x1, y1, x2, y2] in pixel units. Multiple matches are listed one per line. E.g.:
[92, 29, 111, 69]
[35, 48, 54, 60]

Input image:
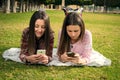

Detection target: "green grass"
[0, 10, 120, 80]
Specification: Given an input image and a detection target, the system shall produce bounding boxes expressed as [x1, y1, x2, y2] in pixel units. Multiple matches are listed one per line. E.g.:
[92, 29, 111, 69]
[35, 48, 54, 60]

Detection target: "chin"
[71, 38, 76, 40]
[36, 35, 42, 38]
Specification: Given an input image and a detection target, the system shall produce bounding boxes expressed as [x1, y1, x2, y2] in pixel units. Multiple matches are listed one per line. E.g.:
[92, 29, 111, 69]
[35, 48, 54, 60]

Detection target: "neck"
[71, 39, 78, 44]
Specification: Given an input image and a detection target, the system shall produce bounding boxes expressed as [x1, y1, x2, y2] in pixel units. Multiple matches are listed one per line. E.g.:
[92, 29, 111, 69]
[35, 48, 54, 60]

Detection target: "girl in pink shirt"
[57, 12, 111, 66]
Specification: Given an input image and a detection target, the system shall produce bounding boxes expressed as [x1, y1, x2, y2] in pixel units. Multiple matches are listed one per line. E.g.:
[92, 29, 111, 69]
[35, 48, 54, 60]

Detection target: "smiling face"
[67, 25, 81, 43]
[34, 19, 46, 39]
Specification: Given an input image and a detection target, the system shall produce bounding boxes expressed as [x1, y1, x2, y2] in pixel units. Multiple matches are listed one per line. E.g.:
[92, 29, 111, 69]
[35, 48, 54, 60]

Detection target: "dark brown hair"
[28, 9, 53, 55]
[57, 12, 85, 55]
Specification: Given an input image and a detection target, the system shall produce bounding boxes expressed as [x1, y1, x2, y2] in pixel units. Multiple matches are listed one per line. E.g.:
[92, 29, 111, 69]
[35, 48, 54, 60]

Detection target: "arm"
[80, 30, 92, 64]
[19, 28, 40, 64]
[19, 28, 29, 63]
[47, 33, 54, 61]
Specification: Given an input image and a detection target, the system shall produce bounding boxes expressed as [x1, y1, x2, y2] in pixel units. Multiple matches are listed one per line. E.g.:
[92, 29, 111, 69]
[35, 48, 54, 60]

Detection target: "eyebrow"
[35, 24, 45, 26]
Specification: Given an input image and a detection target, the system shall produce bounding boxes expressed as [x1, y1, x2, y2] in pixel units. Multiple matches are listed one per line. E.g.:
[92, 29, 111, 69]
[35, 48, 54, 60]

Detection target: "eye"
[41, 25, 46, 29]
[74, 30, 79, 32]
[68, 30, 72, 32]
[35, 25, 39, 28]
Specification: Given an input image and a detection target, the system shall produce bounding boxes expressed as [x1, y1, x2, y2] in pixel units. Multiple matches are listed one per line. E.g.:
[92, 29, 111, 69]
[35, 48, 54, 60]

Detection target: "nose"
[71, 32, 75, 37]
[38, 27, 42, 32]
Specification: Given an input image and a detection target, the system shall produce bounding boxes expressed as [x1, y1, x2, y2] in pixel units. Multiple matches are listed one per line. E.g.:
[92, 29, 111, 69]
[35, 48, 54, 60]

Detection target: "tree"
[19, 0, 23, 13]
[93, 0, 120, 12]
[11, 0, 16, 13]
[5, 0, 10, 13]
[54, 0, 61, 5]
[62, 0, 65, 7]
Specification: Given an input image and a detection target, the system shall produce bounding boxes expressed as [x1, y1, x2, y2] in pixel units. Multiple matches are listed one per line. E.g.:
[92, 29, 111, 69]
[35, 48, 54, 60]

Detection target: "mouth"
[35, 32, 42, 36]
[71, 37, 76, 39]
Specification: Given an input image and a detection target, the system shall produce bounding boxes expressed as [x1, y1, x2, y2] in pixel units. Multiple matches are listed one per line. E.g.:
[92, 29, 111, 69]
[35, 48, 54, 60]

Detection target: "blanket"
[2, 48, 111, 67]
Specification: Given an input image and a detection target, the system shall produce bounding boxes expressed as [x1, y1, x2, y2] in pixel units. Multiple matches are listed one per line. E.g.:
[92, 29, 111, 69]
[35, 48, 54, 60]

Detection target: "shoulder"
[50, 31, 54, 39]
[85, 30, 92, 35]
[82, 30, 92, 41]
[84, 30, 92, 37]
[22, 27, 29, 35]
[58, 29, 62, 36]
[22, 27, 29, 39]
[23, 27, 29, 33]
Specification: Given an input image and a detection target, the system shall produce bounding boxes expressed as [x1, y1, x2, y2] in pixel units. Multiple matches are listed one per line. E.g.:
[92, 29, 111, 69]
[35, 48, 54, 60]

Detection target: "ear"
[62, 7, 68, 16]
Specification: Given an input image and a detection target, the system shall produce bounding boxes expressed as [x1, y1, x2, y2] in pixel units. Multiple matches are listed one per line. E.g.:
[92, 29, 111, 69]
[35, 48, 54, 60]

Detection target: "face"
[67, 25, 81, 43]
[34, 19, 46, 39]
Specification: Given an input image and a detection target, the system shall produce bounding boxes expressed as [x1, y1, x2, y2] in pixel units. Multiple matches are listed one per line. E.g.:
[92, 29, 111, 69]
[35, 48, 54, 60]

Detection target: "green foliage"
[54, 0, 62, 5]
[93, 0, 120, 7]
[0, 10, 120, 80]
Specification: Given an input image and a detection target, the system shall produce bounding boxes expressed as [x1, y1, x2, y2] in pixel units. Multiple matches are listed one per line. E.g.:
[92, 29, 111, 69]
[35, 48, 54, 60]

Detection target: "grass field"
[0, 10, 120, 80]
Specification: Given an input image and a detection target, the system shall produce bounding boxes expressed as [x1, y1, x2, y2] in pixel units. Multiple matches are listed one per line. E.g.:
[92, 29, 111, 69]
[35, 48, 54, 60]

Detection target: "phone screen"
[37, 50, 46, 54]
[67, 52, 75, 57]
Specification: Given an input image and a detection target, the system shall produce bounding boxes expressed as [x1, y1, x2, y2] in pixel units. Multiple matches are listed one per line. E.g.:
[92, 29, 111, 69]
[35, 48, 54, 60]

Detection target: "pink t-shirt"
[58, 30, 92, 63]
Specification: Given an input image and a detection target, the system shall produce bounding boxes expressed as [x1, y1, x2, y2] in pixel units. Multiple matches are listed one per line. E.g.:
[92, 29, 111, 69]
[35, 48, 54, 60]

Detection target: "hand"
[60, 52, 78, 62]
[71, 54, 87, 65]
[60, 52, 69, 62]
[60, 52, 85, 64]
[25, 54, 41, 64]
[68, 53, 80, 64]
[38, 54, 49, 64]
[70, 53, 87, 64]
[26, 54, 49, 64]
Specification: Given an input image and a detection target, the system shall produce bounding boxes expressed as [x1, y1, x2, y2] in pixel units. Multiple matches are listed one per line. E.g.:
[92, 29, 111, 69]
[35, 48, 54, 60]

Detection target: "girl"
[57, 12, 111, 66]
[19, 9, 54, 64]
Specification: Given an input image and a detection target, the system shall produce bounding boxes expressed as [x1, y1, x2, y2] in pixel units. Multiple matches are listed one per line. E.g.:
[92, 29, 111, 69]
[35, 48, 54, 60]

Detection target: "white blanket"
[2, 48, 111, 67]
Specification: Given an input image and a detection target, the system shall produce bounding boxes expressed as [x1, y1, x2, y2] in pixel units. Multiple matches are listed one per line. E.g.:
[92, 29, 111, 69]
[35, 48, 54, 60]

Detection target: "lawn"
[0, 10, 120, 80]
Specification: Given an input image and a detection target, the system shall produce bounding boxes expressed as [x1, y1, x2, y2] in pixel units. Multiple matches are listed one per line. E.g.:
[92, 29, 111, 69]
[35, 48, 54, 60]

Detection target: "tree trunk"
[5, 0, 10, 13]
[2, 0, 5, 13]
[93, 4, 95, 13]
[31, 1, 34, 11]
[103, 0, 107, 13]
[11, 0, 16, 13]
[50, 4, 53, 9]
[23, 2, 25, 12]
[19, 0, 23, 13]
[34, 1, 37, 11]
[62, 0, 65, 7]
[26, 0, 29, 12]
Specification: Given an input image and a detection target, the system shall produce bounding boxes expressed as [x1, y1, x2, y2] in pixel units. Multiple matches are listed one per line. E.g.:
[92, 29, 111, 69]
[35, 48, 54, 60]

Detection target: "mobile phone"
[67, 52, 75, 57]
[37, 49, 46, 54]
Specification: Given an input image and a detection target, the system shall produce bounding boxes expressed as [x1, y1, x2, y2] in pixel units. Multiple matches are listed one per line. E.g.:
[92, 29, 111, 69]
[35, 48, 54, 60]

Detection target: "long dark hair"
[28, 9, 53, 55]
[57, 12, 85, 55]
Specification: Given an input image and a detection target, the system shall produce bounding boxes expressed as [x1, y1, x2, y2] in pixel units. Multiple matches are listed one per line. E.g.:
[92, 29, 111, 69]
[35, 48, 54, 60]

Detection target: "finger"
[67, 57, 77, 60]
[35, 54, 42, 58]
[42, 60, 48, 63]
[43, 60, 48, 64]
[31, 60, 39, 64]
